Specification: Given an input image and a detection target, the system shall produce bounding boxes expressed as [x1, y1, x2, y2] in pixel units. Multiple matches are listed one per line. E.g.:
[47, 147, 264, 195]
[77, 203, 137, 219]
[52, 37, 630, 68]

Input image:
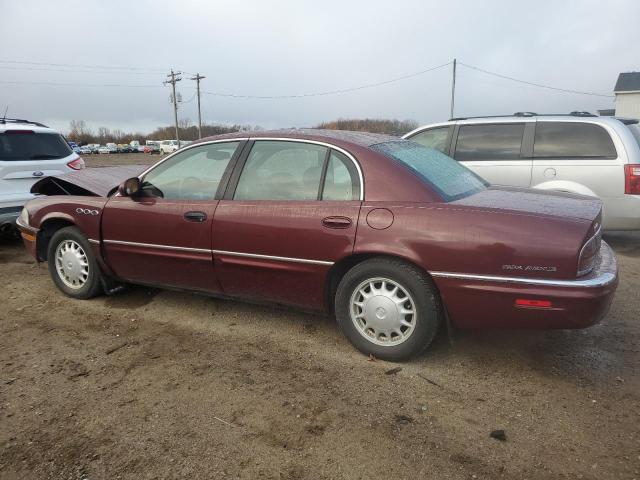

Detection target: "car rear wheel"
[335, 258, 442, 361]
[47, 226, 103, 299]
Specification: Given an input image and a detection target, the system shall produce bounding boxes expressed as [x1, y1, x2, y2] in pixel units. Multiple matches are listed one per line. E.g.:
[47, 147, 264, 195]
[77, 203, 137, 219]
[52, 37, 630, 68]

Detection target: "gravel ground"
[0, 159, 638, 479]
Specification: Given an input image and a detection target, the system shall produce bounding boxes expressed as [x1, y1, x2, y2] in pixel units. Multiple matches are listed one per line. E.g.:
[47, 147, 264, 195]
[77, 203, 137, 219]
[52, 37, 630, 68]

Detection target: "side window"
[234, 141, 327, 200]
[140, 141, 239, 200]
[454, 124, 525, 161]
[408, 127, 450, 154]
[322, 150, 360, 201]
[534, 122, 617, 159]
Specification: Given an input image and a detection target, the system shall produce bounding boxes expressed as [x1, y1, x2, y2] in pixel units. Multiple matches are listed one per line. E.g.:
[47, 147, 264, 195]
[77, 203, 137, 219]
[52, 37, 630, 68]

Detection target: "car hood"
[30, 165, 147, 197]
[453, 186, 602, 223]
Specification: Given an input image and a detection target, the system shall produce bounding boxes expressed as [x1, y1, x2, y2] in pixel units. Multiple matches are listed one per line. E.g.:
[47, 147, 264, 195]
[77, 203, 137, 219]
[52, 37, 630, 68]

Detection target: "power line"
[0, 65, 164, 76]
[0, 59, 167, 73]
[200, 61, 452, 99]
[458, 62, 614, 98]
[0, 80, 164, 88]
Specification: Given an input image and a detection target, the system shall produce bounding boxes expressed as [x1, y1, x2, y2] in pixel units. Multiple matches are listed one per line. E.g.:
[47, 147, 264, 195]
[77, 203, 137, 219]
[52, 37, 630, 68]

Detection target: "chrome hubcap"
[55, 240, 89, 289]
[350, 277, 416, 346]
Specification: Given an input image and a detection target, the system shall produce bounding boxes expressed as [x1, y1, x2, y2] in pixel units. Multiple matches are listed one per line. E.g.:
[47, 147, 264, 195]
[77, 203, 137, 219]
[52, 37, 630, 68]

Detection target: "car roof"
[404, 114, 636, 138]
[0, 122, 59, 134]
[198, 129, 400, 148]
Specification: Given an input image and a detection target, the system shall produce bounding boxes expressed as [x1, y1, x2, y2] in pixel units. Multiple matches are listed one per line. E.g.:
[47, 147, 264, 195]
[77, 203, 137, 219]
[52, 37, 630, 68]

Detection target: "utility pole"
[164, 69, 182, 143]
[450, 58, 457, 119]
[190, 73, 206, 139]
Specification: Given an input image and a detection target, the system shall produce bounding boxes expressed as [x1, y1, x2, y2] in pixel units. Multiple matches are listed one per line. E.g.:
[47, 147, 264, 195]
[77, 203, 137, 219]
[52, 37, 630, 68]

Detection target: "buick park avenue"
[17, 130, 618, 360]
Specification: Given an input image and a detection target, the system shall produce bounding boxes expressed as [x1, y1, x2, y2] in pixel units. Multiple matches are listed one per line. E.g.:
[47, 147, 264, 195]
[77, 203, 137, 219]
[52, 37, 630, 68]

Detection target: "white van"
[404, 112, 640, 230]
[160, 140, 179, 154]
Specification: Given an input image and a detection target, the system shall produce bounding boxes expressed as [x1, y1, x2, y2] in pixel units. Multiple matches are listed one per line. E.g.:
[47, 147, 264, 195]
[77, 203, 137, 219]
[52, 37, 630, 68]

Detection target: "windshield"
[0, 131, 73, 161]
[370, 140, 487, 201]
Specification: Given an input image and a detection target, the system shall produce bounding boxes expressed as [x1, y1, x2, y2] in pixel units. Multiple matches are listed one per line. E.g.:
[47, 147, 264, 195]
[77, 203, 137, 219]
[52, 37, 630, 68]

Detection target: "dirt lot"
[83, 152, 159, 168]
[1, 158, 639, 479]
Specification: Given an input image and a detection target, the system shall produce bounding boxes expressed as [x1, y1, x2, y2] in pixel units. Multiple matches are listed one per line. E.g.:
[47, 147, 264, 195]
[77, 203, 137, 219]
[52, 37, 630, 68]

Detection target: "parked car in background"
[118, 144, 132, 154]
[0, 118, 84, 231]
[160, 139, 179, 154]
[97, 145, 110, 154]
[79, 146, 93, 155]
[16, 130, 617, 360]
[403, 112, 640, 230]
[105, 143, 118, 154]
[143, 144, 160, 154]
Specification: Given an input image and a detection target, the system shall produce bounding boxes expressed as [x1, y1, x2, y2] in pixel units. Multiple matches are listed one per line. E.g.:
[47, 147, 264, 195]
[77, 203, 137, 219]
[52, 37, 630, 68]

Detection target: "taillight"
[577, 228, 601, 276]
[67, 157, 85, 170]
[624, 164, 640, 194]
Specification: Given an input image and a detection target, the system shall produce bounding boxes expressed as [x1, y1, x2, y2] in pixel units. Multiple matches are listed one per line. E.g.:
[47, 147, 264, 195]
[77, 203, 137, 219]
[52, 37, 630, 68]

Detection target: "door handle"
[184, 211, 207, 223]
[322, 216, 352, 229]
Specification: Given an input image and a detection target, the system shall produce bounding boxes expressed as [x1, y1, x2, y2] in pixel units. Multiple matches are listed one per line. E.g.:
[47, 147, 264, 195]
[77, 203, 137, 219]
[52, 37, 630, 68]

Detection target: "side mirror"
[118, 177, 141, 197]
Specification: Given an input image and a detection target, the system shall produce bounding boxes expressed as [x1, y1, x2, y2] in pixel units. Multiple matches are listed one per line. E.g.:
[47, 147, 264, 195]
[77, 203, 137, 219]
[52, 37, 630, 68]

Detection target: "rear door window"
[454, 124, 525, 161]
[321, 150, 360, 201]
[533, 122, 617, 159]
[408, 127, 451, 154]
[0, 131, 73, 161]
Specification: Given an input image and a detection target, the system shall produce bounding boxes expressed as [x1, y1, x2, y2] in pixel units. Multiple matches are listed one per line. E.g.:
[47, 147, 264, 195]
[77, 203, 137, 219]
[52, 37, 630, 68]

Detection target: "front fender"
[532, 180, 598, 198]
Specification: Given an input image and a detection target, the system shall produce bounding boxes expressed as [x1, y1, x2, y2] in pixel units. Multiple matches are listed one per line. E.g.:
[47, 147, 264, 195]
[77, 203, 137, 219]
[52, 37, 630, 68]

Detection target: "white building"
[614, 72, 640, 119]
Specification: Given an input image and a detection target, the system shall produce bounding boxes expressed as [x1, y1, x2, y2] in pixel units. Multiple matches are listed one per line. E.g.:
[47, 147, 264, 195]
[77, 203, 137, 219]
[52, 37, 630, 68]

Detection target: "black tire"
[47, 226, 103, 299]
[335, 258, 442, 361]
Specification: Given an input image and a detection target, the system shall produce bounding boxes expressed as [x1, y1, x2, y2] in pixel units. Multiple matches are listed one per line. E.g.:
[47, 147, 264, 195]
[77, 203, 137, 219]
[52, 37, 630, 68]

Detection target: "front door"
[213, 140, 362, 310]
[101, 140, 244, 293]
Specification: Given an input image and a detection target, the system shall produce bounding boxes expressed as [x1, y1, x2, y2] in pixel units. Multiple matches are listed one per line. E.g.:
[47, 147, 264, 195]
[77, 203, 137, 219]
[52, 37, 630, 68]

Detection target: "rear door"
[0, 129, 76, 206]
[101, 140, 243, 293]
[212, 139, 362, 310]
[530, 120, 621, 198]
[451, 122, 532, 187]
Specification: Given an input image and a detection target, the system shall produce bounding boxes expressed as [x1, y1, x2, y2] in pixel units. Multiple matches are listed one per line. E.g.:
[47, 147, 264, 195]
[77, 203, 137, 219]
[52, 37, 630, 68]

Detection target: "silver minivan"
[403, 112, 640, 230]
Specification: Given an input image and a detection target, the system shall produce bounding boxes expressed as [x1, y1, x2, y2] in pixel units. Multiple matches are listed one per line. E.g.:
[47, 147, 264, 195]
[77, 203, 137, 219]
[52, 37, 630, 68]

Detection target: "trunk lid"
[453, 186, 602, 223]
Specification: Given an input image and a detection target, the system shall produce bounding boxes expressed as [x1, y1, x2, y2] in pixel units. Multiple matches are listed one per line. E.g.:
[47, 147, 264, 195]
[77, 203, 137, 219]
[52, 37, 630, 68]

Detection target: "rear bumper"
[433, 241, 618, 329]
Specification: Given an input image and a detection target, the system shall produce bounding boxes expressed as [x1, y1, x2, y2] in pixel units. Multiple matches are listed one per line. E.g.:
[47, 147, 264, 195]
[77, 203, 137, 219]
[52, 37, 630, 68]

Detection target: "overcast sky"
[2, 0, 639, 135]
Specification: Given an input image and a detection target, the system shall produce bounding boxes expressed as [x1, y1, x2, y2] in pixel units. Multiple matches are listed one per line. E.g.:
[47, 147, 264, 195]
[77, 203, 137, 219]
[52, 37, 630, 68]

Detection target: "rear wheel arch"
[532, 180, 598, 197]
[325, 252, 442, 313]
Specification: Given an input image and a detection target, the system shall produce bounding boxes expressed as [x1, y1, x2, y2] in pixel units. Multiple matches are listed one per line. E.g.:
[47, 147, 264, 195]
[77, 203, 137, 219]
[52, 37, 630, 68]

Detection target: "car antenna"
[0, 106, 7, 124]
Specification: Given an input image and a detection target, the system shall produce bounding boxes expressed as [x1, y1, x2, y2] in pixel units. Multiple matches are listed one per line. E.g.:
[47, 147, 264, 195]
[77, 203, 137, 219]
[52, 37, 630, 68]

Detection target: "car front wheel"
[47, 226, 103, 299]
[335, 258, 442, 361]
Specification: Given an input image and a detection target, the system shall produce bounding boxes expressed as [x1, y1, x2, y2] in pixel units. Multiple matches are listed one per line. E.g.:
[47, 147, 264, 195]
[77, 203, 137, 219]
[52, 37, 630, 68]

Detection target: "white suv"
[404, 112, 640, 230]
[160, 140, 179, 154]
[0, 119, 84, 231]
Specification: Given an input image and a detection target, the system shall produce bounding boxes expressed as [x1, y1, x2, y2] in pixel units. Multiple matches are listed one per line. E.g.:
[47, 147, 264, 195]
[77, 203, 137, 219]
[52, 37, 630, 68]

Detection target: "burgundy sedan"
[16, 130, 618, 360]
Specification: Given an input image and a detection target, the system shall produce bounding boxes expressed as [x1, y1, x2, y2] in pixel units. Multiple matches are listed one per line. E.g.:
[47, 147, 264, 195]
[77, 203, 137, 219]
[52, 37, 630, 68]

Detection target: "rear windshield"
[371, 141, 488, 201]
[0, 131, 72, 161]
